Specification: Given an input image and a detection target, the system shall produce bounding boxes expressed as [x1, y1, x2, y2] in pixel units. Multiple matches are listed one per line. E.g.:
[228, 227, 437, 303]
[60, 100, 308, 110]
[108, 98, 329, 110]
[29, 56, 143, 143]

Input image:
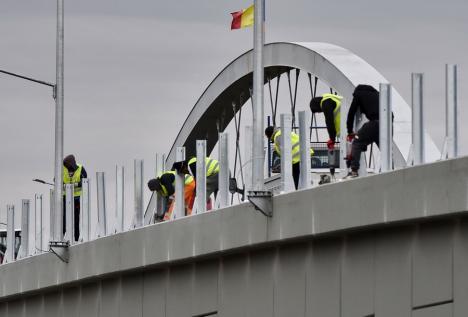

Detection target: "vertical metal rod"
[244, 125, 253, 196]
[252, 0, 265, 191]
[96, 172, 107, 237]
[49, 189, 55, 245]
[80, 178, 90, 242]
[115, 166, 124, 232]
[5, 205, 15, 263]
[154, 153, 166, 223]
[65, 185, 74, 243]
[298, 111, 311, 189]
[339, 99, 348, 173]
[18, 200, 30, 259]
[280, 114, 294, 192]
[53, 0, 65, 242]
[218, 133, 230, 208]
[133, 160, 144, 228]
[446, 64, 458, 158]
[379, 83, 393, 172]
[174, 147, 186, 218]
[195, 141, 207, 214]
[35, 194, 44, 252]
[412, 73, 425, 165]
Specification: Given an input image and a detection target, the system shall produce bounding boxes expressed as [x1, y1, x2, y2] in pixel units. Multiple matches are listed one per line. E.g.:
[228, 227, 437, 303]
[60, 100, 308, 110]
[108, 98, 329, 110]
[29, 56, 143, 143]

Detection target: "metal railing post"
[244, 125, 253, 196]
[195, 141, 207, 214]
[49, 189, 55, 245]
[445, 64, 458, 158]
[5, 205, 15, 263]
[96, 172, 107, 237]
[115, 166, 124, 232]
[280, 114, 294, 192]
[174, 147, 186, 219]
[154, 153, 166, 223]
[65, 185, 74, 243]
[18, 200, 30, 259]
[379, 83, 393, 172]
[133, 160, 144, 228]
[80, 178, 90, 242]
[298, 111, 311, 189]
[412, 73, 425, 165]
[35, 194, 44, 251]
[218, 133, 230, 208]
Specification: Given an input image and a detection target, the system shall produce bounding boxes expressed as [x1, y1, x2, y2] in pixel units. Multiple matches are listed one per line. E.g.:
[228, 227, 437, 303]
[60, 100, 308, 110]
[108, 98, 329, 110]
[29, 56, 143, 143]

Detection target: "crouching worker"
[147, 170, 195, 221]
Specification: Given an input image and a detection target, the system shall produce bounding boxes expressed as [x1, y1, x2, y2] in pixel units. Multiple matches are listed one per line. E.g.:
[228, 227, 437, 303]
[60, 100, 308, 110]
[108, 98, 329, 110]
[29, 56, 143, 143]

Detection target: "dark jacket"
[347, 85, 380, 134]
[321, 98, 338, 141]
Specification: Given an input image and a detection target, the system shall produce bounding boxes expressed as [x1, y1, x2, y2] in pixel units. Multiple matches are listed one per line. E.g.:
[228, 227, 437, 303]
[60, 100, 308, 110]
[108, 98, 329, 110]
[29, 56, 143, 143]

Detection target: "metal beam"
[298, 111, 311, 189]
[445, 64, 458, 159]
[379, 83, 393, 172]
[195, 141, 207, 214]
[18, 200, 30, 259]
[65, 185, 74, 243]
[411, 73, 425, 165]
[80, 178, 90, 242]
[115, 166, 124, 232]
[174, 147, 186, 219]
[96, 172, 107, 237]
[5, 205, 15, 263]
[133, 160, 144, 228]
[280, 114, 294, 192]
[218, 133, 230, 208]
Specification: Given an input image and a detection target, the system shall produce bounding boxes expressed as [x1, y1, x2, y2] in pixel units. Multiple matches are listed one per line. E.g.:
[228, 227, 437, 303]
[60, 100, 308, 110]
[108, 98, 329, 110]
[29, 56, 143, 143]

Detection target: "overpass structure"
[0, 42, 463, 316]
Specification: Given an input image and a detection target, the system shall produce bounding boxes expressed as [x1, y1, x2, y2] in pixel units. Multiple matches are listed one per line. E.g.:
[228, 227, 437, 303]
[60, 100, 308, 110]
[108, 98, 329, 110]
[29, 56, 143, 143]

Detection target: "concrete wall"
[1, 157, 468, 316]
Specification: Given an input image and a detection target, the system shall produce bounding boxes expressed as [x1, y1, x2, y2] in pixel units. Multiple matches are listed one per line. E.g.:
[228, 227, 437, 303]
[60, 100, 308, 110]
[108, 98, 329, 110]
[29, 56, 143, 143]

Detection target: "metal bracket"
[49, 240, 70, 263]
[247, 190, 273, 217]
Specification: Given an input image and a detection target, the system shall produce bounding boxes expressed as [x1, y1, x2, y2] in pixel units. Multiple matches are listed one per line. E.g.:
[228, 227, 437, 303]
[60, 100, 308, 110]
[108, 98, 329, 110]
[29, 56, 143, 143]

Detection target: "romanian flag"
[231, 5, 254, 30]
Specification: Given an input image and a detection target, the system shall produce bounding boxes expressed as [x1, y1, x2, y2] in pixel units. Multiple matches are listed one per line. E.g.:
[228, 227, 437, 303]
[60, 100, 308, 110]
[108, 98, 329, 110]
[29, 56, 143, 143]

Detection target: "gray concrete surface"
[1, 156, 468, 316]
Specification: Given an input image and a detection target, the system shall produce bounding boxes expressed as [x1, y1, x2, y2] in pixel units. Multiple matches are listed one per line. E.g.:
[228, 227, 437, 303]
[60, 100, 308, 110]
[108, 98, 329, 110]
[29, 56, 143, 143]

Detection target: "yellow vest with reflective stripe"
[321, 93, 343, 137]
[272, 130, 314, 164]
[188, 157, 219, 177]
[63, 165, 83, 197]
[159, 171, 194, 197]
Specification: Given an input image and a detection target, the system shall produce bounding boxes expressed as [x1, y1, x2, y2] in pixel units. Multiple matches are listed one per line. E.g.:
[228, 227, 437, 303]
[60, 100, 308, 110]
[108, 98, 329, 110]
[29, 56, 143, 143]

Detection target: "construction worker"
[265, 126, 313, 189]
[174, 156, 220, 202]
[147, 170, 196, 220]
[310, 93, 343, 150]
[63, 154, 87, 241]
[345, 84, 384, 178]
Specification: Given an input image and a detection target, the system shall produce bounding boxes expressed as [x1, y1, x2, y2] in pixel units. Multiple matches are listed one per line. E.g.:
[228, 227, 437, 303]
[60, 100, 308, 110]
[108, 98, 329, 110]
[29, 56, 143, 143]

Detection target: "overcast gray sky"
[1, 0, 467, 229]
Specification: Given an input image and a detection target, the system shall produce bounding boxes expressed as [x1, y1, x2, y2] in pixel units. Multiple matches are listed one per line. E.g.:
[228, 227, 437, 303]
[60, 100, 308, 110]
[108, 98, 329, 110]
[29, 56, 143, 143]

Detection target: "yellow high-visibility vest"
[187, 157, 219, 177]
[63, 164, 83, 197]
[159, 171, 193, 197]
[321, 93, 343, 137]
[272, 130, 314, 164]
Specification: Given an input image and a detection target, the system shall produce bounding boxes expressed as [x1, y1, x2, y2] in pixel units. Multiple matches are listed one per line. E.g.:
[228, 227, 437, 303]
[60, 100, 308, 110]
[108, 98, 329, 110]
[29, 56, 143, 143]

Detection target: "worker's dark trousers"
[350, 120, 379, 172]
[62, 197, 81, 242]
[292, 162, 300, 189]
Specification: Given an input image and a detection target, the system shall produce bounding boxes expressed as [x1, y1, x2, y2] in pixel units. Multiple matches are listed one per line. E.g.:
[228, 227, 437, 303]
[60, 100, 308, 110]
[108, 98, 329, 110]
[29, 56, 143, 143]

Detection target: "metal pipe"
[412, 73, 425, 165]
[49, 189, 55, 244]
[379, 83, 393, 172]
[133, 160, 144, 228]
[5, 205, 15, 263]
[298, 111, 311, 189]
[115, 166, 124, 232]
[340, 99, 348, 173]
[280, 114, 294, 192]
[18, 200, 30, 259]
[174, 147, 186, 218]
[65, 185, 74, 243]
[195, 141, 207, 214]
[80, 178, 90, 242]
[96, 172, 107, 237]
[251, 0, 265, 191]
[218, 133, 230, 208]
[35, 194, 44, 251]
[446, 64, 458, 158]
[53, 0, 65, 242]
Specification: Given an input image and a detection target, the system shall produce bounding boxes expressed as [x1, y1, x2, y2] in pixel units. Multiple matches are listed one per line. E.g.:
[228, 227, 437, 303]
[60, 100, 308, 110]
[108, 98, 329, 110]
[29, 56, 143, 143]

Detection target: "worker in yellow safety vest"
[265, 126, 314, 189]
[63, 154, 87, 241]
[173, 157, 220, 208]
[310, 93, 343, 150]
[147, 170, 196, 221]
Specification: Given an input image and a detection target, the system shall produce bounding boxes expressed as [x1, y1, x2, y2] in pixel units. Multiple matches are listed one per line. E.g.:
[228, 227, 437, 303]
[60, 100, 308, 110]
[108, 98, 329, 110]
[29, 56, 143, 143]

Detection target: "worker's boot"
[344, 170, 359, 179]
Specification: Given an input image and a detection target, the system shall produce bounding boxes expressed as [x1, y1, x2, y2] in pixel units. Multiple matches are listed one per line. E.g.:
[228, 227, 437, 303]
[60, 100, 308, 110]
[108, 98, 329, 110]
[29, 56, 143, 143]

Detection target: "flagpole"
[252, 0, 265, 190]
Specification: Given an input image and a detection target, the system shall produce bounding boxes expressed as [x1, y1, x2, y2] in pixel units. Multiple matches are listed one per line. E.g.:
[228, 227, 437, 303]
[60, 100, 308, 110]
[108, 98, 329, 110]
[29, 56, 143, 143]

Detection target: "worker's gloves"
[346, 133, 356, 142]
[326, 139, 335, 150]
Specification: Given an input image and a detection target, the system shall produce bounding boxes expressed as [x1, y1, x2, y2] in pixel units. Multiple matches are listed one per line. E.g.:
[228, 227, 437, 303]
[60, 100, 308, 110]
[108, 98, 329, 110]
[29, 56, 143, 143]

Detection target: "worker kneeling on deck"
[147, 170, 195, 220]
[63, 154, 87, 241]
[346, 84, 389, 178]
[265, 126, 314, 189]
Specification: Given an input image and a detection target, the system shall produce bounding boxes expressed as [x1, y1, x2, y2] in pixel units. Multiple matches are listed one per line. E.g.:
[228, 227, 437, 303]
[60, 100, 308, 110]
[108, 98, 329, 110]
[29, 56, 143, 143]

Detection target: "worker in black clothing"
[310, 93, 343, 150]
[62, 154, 87, 241]
[345, 85, 381, 178]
